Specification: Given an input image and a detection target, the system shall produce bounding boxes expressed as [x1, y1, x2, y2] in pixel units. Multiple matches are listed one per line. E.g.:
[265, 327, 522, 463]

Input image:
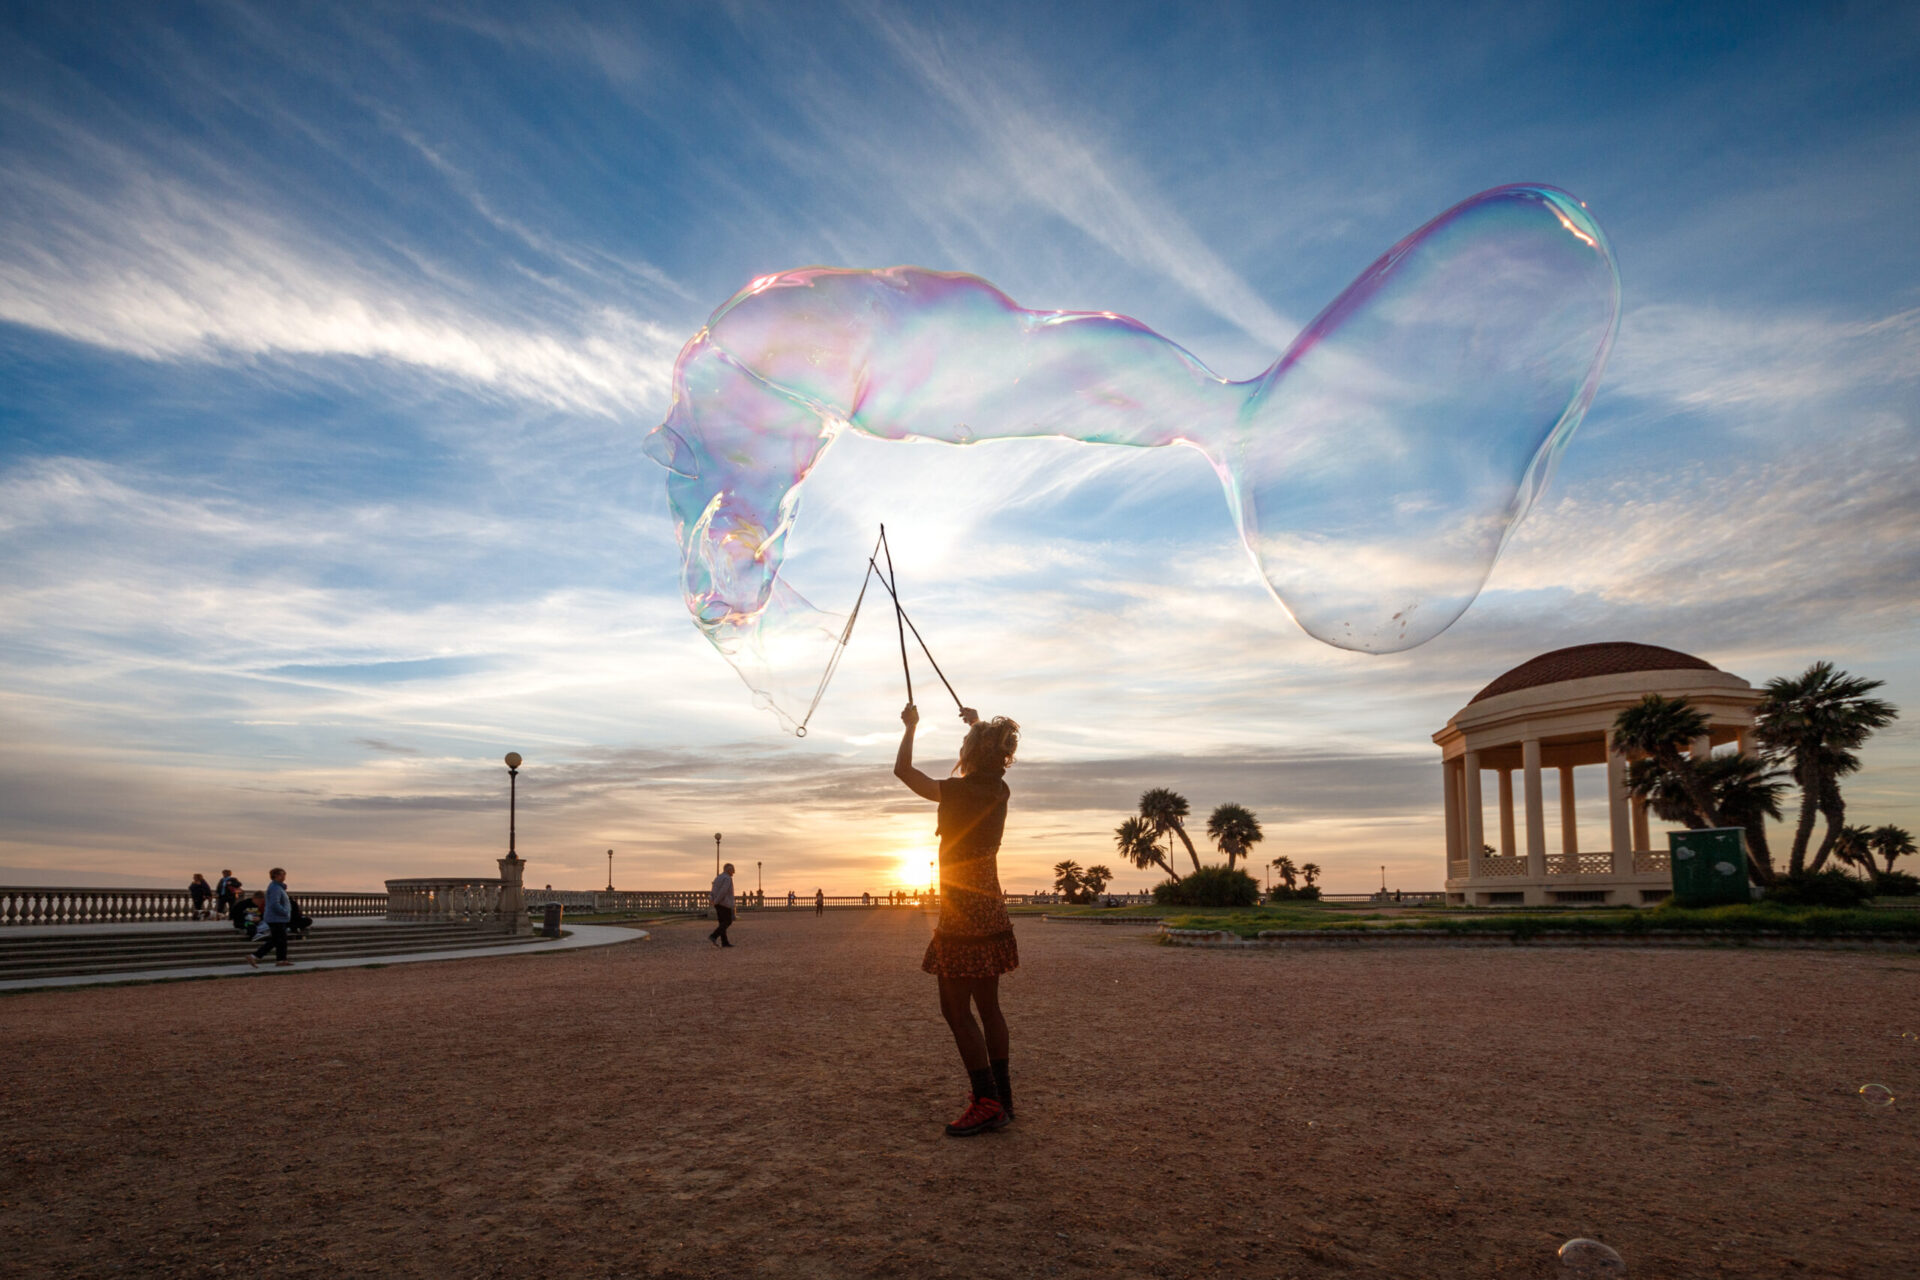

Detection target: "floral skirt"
[922, 927, 1019, 979]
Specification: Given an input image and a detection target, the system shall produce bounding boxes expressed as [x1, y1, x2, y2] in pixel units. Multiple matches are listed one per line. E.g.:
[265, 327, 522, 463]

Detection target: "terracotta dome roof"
[1469, 642, 1719, 704]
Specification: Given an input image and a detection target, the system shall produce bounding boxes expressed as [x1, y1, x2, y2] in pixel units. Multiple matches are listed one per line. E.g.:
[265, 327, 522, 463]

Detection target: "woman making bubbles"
[893, 702, 1020, 1136]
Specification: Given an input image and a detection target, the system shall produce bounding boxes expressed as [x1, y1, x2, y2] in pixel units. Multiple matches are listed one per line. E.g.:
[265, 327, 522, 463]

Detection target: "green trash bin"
[1669, 828, 1751, 907]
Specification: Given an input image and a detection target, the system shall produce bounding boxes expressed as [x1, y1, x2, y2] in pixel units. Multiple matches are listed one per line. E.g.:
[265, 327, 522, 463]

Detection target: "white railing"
[1, 886, 387, 927]
[525, 889, 713, 913]
[385, 878, 503, 924]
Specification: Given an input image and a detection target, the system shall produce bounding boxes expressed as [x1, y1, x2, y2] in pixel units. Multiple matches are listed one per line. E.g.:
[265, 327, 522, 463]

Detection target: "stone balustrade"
[384, 878, 504, 924]
[521, 889, 712, 913]
[1, 886, 388, 927]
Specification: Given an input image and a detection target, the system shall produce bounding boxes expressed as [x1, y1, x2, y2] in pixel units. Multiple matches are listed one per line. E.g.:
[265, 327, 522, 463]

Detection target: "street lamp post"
[499, 752, 529, 936]
[757, 860, 762, 899]
[504, 753, 522, 858]
[607, 848, 614, 893]
[714, 832, 722, 877]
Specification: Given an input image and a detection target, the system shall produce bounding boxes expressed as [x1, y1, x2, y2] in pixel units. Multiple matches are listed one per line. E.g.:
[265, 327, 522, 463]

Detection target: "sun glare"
[894, 848, 937, 890]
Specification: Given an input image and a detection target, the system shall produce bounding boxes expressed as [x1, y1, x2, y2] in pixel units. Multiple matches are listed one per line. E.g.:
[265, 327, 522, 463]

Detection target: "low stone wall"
[2, 886, 387, 927]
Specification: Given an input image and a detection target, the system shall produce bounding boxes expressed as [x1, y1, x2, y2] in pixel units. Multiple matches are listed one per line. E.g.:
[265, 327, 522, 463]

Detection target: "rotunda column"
[1558, 764, 1578, 855]
[1442, 756, 1463, 870]
[1606, 745, 1632, 870]
[1522, 738, 1547, 878]
[1464, 751, 1485, 878]
[1497, 768, 1517, 857]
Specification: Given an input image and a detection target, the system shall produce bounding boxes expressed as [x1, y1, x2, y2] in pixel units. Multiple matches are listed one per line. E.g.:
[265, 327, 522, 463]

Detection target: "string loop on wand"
[792, 525, 967, 737]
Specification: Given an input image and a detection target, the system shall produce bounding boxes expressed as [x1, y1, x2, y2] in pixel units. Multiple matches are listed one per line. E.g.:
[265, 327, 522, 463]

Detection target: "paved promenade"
[1, 910, 1914, 1278]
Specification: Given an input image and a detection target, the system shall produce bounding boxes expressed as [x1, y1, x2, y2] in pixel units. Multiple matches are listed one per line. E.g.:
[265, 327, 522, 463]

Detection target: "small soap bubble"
[1859, 1083, 1895, 1106]
[1901, 1031, 1917, 1043]
[1713, 861, 1736, 876]
[647, 184, 1619, 729]
[1557, 1238, 1626, 1278]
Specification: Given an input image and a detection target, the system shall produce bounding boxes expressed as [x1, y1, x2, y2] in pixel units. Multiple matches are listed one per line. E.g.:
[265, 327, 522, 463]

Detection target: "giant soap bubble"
[646, 184, 1618, 730]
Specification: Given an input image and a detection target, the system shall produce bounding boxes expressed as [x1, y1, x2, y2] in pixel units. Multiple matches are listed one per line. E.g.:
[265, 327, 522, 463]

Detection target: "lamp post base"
[497, 854, 530, 935]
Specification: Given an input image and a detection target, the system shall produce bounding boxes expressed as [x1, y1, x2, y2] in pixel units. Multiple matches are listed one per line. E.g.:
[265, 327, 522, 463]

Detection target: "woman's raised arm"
[893, 703, 941, 802]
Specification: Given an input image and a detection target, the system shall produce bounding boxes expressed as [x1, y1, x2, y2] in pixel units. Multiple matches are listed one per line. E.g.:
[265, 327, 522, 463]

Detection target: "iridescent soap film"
[647, 184, 1619, 729]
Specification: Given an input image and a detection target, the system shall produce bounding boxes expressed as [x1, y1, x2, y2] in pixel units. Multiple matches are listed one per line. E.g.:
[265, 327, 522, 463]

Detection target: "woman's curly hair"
[956, 715, 1020, 776]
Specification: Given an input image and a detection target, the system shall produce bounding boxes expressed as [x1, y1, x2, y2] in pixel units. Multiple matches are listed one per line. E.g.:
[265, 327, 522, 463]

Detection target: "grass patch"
[1162, 901, 1920, 940]
[1013, 902, 1165, 918]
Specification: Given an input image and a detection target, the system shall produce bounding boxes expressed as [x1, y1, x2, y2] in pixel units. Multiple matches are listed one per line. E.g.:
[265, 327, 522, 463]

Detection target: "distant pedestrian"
[189, 873, 213, 920]
[709, 863, 737, 948]
[246, 868, 295, 968]
[787, 890, 796, 907]
[814, 888, 824, 916]
[215, 869, 238, 916]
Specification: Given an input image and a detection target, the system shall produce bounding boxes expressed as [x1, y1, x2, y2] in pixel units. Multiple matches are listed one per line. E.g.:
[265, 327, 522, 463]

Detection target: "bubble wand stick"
[870, 527, 965, 715]
[880, 524, 913, 706]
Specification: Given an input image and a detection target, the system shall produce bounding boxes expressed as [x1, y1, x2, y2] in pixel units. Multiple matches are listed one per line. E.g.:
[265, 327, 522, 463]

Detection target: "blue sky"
[2, 1, 1916, 894]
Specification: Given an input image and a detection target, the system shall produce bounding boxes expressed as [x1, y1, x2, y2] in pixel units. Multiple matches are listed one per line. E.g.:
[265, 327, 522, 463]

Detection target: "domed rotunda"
[1432, 642, 1761, 907]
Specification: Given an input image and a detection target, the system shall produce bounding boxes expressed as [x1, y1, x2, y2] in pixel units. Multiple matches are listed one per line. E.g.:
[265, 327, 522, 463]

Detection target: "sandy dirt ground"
[2, 909, 1916, 1279]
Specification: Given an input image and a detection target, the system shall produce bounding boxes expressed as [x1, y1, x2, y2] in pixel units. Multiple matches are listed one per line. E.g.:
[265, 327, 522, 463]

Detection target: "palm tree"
[1299, 862, 1321, 888]
[1755, 662, 1899, 875]
[1205, 803, 1264, 871]
[1115, 815, 1179, 882]
[1271, 855, 1299, 892]
[1052, 860, 1084, 901]
[1830, 825, 1878, 885]
[1612, 694, 1723, 832]
[1701, 753, 1788, 877]
[1139, 788, 1203, 874]
[1869, 825, 1916, 875]
[1626, 757, 1708, 830]
[1627, 752, 1788, 875]
[1082, 865, 1113, 898]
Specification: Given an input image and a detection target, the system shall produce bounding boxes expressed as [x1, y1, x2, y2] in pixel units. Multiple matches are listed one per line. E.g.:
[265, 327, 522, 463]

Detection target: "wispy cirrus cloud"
[0, 162, 681, 414]
[1609, 302, 1920, 411]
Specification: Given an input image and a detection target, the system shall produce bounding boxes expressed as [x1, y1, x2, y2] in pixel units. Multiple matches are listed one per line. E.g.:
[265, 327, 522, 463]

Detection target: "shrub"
[1764, 870, 1876, 908]
[1153, 866, 1261, 908]
[1871, 869, 1920, 898]
[1268, 885, 1321, 902]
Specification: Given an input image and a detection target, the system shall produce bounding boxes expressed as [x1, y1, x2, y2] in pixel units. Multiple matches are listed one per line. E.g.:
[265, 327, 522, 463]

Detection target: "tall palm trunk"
[1170, 823, 1202, 874]
[1787, 761, 1821, 876]
[1741, 817, 1775, 880]
[1808, 778, 1846, 874]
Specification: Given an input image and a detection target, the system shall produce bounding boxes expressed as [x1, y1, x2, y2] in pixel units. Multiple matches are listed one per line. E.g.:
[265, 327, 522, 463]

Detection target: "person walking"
[893, 703, 1022, 1137]
[709, 862, 737, 948]
[814, 888, 825, 917]
[188, 873, 213, 920]
[214, 869, 238, 917]
[246, 868, 295, 968]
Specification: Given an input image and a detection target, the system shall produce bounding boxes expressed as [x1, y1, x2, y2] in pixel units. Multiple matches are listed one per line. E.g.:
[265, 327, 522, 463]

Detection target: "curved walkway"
[0, 924, 649, 992]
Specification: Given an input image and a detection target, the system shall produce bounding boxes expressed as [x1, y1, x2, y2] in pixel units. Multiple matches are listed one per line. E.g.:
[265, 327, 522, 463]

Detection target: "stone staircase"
[0, 921, 540, 982]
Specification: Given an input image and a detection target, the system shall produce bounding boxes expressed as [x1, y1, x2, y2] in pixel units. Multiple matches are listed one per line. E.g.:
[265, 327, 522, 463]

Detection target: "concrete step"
[0, 935, 547, 979]
[0, 923, 476, 959]
[0, 925, 538, 979]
